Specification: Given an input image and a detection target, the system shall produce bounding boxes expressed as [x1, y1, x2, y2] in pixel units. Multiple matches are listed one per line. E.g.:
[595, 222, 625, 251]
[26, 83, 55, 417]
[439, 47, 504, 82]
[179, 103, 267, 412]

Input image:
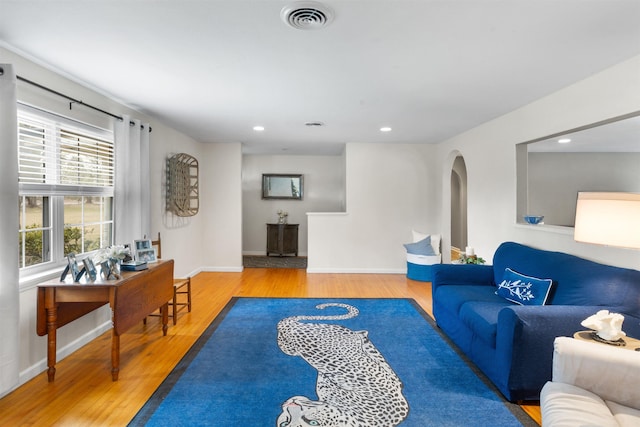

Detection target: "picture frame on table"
[100, 261, 111, 279]
[100, 258, 120, 280]
[61, 253, 85, 282]
[134, 239, 151, 251]
[83, 257, 97, 281]
[134, 239, 152, 259]
[136, 247, 157, 263]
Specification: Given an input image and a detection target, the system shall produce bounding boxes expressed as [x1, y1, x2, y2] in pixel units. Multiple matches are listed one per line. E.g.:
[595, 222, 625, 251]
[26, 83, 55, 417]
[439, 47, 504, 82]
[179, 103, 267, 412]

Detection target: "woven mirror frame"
[166, 153, 199, 217]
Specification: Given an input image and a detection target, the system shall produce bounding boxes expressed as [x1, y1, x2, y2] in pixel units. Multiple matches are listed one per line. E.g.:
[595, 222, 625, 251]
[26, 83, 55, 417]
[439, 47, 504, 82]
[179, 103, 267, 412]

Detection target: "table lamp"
[574, 192, 640, 250]
[574, 192, 640, 344]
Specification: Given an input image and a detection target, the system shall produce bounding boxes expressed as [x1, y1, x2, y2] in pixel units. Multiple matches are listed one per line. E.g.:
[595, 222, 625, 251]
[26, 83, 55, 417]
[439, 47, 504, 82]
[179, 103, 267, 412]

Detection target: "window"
[18, 196, 50, 268]
[18, 105, 115, 275]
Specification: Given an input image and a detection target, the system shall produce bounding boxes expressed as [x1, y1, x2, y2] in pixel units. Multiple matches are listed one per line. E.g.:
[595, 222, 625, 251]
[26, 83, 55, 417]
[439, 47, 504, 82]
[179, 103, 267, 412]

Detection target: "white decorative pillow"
[412, 230, 429, 242]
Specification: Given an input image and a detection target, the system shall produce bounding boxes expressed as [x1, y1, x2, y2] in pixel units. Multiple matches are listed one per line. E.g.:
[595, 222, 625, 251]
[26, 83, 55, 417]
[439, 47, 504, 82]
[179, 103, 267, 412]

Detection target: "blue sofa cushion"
[459, 301, 512, 348]
[403, 235, 436, 256]
[434, 285, 502, 317]
[496, 268, 553, 305]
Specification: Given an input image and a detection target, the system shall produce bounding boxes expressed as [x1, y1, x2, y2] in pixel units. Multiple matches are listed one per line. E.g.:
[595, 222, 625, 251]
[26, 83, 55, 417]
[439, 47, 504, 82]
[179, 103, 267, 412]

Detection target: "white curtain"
[114, 115, 151, 246]
[0, 64, 19, 397]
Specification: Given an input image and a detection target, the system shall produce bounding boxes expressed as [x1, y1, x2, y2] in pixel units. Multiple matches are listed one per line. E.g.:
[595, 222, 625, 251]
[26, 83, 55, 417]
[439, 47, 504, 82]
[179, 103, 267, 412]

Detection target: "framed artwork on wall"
[262, 174, 303, 200]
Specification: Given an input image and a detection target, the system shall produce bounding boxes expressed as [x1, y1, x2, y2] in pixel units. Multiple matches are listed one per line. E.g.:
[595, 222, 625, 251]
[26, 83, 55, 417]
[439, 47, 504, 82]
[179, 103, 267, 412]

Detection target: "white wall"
[200, 142, 243, 270]
[308, 143, 439, 272]
[528, 152, 640, 227]
[309, 56, 640, 273]
[435, 55, 640, 269]
[242, 154, 345, 256]
[148, 119, 206, 276]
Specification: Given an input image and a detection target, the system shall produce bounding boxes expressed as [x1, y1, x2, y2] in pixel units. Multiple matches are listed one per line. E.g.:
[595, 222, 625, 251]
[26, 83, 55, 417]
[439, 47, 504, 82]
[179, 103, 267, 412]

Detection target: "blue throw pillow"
[403, 236, 436, 256]
[496, 268, 553, 306]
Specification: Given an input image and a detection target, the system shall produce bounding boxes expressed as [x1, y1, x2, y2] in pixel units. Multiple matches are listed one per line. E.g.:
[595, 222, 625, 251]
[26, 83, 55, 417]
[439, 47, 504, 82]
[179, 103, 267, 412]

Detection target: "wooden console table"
[266, 223, 299, 256]
[36, 259, 174, 382]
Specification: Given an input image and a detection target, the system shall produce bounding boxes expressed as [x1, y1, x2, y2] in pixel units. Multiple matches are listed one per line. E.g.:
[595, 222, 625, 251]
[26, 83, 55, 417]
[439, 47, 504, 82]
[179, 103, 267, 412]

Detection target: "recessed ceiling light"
[253, 126, 265, 131]
[380, 127, 392, 132]
[558, 138, 571, 143]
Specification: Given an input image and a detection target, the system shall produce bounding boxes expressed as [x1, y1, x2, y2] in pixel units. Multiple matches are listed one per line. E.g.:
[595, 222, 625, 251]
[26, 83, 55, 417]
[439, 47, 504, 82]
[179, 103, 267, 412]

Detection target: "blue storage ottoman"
[407, 260, 435, 281]
[404, 231, 442, 282]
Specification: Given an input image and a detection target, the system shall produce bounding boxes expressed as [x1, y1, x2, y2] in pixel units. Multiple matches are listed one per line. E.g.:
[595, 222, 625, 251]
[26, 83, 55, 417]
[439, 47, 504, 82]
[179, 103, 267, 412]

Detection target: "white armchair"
[540, 336, 640, 427]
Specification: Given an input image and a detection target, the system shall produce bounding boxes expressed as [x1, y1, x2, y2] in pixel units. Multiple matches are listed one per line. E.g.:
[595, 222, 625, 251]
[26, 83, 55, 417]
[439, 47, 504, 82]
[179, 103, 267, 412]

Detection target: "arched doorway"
[450, 156, 468, 255]
[441, 151, 468, 263]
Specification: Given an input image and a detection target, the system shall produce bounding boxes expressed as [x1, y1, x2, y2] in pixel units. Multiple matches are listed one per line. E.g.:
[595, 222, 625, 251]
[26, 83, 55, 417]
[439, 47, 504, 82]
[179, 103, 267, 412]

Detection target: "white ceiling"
[1, 0, 639, 155]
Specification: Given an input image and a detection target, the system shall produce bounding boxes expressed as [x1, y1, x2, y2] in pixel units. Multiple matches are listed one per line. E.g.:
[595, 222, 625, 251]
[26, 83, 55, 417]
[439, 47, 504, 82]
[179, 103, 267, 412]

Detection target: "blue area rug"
[129, 298, 536, 426]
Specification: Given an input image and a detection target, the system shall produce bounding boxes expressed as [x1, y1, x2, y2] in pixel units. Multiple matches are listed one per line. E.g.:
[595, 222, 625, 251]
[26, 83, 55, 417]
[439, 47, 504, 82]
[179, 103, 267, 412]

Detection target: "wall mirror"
[516, 112, 640, 227]
[262, 174, 304, 200]
[166, 153, 199, 217]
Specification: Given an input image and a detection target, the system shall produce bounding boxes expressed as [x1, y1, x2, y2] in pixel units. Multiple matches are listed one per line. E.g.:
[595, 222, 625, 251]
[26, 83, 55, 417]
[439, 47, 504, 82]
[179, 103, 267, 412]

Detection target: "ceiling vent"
[281, 2, 334, 30]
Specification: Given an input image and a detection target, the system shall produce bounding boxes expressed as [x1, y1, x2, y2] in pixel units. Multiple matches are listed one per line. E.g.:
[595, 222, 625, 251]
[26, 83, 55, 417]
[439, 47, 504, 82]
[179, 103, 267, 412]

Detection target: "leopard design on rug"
[276, 303, 409, 427]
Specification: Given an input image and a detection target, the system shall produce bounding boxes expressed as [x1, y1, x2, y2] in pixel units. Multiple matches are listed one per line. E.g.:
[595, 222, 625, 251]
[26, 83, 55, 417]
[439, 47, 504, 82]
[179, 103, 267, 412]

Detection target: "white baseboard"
[200, 266, 244, 273]
[306, 267, 405, 274]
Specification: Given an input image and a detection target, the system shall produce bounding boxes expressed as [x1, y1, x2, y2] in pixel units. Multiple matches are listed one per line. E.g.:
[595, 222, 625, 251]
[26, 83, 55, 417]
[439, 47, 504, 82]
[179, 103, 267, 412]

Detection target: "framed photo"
[62, 253, 85, 282]
[100, 261, 111, 279]
[134, 239, 151, 250]
[100, 259, 120, 280]
[136, 247, 157, 263]
[262, 174, 303, 200]
[134, 239, 152, 259]
[83, 257, 97, 281]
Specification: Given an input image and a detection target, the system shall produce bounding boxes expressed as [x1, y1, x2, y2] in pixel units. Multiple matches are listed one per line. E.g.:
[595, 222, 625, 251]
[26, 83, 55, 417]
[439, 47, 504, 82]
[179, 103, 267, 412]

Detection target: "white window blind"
[18, 106, 114, 189]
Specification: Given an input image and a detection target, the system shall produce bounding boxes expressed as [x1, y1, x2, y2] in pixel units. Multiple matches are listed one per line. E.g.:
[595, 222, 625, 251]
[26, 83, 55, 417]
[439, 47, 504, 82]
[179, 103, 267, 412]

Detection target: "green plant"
[458, 254, 486, 265]
[64, 226, 82, 255]
[23, 225, 44, 266]
[20, 224, 86, 266]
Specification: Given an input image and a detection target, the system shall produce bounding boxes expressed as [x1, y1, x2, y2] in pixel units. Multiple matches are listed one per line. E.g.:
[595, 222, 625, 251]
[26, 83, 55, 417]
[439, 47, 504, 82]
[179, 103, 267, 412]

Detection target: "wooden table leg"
[45, 289, 57, 382]
[161, 302, 169, 336]
[111, 332, 120, 381]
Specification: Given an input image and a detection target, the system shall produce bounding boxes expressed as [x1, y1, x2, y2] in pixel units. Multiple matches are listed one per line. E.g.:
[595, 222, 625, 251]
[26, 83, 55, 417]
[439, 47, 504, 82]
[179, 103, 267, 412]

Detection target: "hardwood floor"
[0, 268, 541, 425]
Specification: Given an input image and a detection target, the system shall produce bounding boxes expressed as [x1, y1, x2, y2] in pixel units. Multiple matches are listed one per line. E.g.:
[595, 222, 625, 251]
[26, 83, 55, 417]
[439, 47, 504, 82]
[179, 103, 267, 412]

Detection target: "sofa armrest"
[431, 264, 494, 293]
[552, 336, 640, 409]
[494, 305, 615, 400]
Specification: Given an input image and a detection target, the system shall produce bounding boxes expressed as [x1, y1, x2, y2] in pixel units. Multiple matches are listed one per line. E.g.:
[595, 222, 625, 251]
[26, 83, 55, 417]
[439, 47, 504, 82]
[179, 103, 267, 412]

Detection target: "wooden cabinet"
[266, 223, 299, 256]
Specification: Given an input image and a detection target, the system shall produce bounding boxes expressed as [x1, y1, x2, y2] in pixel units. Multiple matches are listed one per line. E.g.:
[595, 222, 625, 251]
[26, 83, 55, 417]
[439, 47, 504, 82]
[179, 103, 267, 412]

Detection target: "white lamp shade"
[574, 192, 640, 249]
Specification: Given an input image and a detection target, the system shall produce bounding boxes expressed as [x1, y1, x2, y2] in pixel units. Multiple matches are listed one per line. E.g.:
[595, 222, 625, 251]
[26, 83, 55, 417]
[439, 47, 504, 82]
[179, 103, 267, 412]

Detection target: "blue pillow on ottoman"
[403, 236, 436, 256]
[496, 268, 553, 305]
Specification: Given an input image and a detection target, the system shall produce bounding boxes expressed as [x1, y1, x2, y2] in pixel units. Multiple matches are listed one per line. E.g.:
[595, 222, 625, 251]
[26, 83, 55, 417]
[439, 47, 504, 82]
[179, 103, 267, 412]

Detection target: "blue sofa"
[431, 241, 640, 402]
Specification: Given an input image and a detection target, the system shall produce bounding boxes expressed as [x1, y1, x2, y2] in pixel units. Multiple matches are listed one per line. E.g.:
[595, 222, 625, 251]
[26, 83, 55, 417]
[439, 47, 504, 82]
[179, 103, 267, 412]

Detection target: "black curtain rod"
[16, 75, 151, 132]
